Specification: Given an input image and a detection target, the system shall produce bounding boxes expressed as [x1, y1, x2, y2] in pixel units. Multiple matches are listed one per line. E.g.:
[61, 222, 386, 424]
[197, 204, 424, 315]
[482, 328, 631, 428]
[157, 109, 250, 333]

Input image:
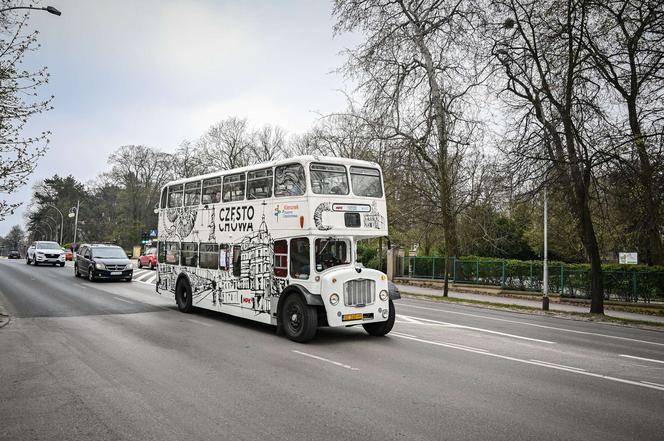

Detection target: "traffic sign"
[149, 229, 157, 237]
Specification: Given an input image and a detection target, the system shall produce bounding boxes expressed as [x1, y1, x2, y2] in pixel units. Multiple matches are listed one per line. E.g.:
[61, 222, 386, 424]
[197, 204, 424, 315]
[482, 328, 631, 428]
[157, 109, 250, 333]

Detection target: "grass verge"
[400, 292, 664, 329]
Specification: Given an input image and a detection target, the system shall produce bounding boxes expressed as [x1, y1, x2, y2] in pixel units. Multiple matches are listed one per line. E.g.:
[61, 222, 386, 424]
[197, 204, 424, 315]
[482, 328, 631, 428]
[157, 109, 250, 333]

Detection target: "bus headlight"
[379, 290, 389, 301]
[382, 309, 389, 318]
[329, 293, 339, 306]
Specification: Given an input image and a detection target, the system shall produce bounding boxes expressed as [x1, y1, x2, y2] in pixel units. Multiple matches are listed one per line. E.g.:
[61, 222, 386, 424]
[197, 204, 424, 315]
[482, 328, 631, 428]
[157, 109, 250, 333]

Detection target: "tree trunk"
[627, 99, 663, 265]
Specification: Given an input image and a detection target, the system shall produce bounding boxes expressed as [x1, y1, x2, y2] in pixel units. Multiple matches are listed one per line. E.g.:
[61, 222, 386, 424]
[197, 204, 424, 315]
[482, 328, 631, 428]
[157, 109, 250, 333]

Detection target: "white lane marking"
[397, 315, 425, 324]
[135, 279, 156, 286]
[186, 318, 213, 327]
[641, 381, 664, 388]
[530, 359, 587, 372]
[398, 302, 664, 347]
[399, 314, 556, 345]
[136, 271, 156, 282]
[292, 350, 359, 371]
[391, 331, 417, 338]
[392, 332, 489, 352]
[391, 333, 664, 392]
[112, 296, 135, 304]
[619, 354, 664, 365]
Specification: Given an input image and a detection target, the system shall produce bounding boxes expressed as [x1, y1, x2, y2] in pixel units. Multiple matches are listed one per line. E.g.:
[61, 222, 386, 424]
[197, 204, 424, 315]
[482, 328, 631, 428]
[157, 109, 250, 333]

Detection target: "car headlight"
[379, 289, 389, 301]
[37, 252, 44, 255]
[329, 293, 339, 306]
[125, 263, 133, 270]
[95, 262, 106, 270]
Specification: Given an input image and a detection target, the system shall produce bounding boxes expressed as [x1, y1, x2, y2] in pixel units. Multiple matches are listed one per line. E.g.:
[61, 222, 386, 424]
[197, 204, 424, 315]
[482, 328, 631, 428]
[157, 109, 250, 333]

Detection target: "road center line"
[619, 354, 664, 365]
[112, 296, 135, 304]
[398, 302, 664, 347]
[399, 314, 556, 344]
[641, 381, 664, 388]
[292, 350, 359, 371]
[391, 333, 664, 392]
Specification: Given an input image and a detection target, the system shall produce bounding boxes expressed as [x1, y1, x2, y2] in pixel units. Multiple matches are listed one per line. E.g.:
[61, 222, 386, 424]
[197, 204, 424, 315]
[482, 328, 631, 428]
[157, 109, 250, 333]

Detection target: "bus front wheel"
[282, 294, 317, 343]
[175, 279, 193, 313]
[363, 299, 395, 336]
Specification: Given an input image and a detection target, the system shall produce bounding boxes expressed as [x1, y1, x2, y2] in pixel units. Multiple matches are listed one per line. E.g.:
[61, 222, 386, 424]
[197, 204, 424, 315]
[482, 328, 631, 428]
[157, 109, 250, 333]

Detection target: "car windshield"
[37, 242, 62, 250]
[92, 247, 127, 259]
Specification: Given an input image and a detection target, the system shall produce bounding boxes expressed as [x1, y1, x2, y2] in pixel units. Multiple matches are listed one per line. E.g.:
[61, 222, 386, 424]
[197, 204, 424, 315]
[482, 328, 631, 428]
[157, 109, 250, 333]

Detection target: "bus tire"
[363, 299, 395, 337]
[175, 279, 193, 313]
[281, 294, 317, 343]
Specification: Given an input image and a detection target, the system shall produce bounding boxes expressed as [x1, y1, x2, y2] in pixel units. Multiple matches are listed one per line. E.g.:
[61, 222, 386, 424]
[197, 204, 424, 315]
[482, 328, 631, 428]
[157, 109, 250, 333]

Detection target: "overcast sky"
[1, 0, 357, 236]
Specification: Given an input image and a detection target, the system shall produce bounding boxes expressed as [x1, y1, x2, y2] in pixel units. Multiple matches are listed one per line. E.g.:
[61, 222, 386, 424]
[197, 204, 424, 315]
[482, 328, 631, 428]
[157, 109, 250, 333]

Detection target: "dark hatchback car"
[74, 243, 133, 282]
[8, 250, 20, 259]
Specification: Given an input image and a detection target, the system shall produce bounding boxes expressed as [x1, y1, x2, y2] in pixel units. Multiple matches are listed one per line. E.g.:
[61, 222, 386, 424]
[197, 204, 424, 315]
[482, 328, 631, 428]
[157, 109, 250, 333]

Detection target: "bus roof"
[163, 155, 382, 188]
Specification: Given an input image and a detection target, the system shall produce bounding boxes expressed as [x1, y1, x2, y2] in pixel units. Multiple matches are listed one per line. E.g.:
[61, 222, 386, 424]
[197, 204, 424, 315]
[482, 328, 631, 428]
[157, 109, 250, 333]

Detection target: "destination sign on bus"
[332, 203, 371, 212]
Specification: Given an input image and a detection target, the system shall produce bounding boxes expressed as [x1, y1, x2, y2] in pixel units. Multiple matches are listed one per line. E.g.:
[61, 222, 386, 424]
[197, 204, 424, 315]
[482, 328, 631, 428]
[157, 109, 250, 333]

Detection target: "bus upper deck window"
[202, 177, 221, 205]
[223, 173, 246, 202]
[167, 185, 184, 208]
[184, 181, 201, 206]
[247, 168, 273, 199]
[160, 188, 167, 209]
[275, 164, 305, 197]
[310, 163, 349, 195]
[350, 166, 383, 198]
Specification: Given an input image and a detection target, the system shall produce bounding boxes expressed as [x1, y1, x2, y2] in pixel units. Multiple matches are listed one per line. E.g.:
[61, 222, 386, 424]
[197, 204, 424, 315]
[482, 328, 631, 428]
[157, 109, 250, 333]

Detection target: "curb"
[0, 303, 10, 329]
[400, 292, 664, 330]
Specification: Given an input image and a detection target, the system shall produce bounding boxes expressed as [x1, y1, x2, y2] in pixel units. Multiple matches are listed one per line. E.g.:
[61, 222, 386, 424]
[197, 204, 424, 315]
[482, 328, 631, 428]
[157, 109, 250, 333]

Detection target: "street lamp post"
[69, 200, 80, 251]
[542, 187, 549, 311]
[0, 5, 62, 15]
[44, 204, 64, 245]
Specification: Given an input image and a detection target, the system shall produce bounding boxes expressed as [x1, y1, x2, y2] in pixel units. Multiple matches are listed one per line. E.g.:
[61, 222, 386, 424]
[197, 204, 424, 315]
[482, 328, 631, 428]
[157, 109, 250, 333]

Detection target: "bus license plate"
[111, 271, 122, 275]
[342, 313, 363, 322]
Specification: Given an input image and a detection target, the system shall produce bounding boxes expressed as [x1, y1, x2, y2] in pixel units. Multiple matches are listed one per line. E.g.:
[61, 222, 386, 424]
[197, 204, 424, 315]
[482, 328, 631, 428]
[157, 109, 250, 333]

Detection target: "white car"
[26, 241, 66, 267]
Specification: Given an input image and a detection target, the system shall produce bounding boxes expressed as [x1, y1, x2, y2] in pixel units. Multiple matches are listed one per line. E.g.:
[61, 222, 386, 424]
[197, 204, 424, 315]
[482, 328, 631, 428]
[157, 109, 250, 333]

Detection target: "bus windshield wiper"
[316, 236, 335, 260]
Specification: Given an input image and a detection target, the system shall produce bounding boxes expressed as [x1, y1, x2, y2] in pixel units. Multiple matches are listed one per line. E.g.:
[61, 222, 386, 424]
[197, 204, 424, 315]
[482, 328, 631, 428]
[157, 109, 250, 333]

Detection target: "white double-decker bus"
[155, 156, 398, 342]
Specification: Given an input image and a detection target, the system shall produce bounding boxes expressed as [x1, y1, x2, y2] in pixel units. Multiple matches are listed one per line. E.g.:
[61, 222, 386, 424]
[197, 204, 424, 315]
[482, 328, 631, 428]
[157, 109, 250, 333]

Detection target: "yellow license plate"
[342, 313, 363, 322]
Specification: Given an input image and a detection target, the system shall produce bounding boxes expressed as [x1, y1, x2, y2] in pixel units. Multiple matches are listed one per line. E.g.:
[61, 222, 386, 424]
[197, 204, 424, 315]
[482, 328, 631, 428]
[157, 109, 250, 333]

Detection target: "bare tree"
[198, 117, 250, 170]
[250, 124, 286, 162]
[582, 0, 664, 265]
[333, 0, 487, 295]
[173, 139, 207, 178]
[107, 145, 172, 243]
[492, 0, 610, 313]
[0, 5, 53, 219]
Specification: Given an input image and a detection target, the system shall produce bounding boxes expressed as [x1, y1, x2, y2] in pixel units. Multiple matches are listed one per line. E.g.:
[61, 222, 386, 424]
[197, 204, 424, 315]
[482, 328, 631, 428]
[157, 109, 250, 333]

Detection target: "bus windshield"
[315, 238, 350, 271]
[350, 166, 382, 197]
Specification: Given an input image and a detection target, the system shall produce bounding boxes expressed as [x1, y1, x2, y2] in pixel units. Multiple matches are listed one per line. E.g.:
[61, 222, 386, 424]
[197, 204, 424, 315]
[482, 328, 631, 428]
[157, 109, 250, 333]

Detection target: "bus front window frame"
[310, 163, 349, 195]
[350, 166, 383, 198]
[314, 237, 351, 272]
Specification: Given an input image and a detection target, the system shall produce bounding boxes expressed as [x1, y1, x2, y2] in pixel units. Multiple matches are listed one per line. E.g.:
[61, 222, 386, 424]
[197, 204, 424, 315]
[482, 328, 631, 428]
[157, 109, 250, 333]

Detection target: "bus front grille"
[343, 279, 375, 306]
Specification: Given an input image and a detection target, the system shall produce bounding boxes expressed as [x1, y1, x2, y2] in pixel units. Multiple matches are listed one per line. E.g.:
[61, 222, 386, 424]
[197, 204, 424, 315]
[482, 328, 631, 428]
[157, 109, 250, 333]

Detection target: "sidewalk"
[395, 283, 664, 325]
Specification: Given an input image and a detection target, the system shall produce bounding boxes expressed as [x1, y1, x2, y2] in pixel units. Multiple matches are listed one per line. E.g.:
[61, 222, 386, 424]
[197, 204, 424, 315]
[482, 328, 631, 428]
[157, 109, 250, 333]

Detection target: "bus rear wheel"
[363, 299, 395, 337]
[175, 279, 193, 313]
[282, 294, 317, 343]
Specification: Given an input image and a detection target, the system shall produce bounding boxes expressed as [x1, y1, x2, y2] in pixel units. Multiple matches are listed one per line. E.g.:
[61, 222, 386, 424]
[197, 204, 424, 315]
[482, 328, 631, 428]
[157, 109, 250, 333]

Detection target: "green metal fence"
[397, 256, 664, 303]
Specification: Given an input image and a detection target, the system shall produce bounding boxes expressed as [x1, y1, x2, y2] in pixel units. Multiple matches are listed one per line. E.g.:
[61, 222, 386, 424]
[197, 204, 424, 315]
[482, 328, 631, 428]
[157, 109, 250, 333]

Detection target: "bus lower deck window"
[290, 237, 309, 280]
[274, 240, 288, 277]
[199, 243, 219, 269]
[180, 242, 198, 267]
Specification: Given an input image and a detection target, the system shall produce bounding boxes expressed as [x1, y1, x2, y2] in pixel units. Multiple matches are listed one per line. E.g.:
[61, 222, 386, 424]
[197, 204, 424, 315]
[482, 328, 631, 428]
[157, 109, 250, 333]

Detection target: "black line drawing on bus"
[313, 202, 333, 230]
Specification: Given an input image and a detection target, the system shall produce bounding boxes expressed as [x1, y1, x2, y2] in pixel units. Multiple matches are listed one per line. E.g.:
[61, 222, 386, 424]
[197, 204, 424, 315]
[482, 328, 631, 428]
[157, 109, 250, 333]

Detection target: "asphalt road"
[1, 258, 663, 441]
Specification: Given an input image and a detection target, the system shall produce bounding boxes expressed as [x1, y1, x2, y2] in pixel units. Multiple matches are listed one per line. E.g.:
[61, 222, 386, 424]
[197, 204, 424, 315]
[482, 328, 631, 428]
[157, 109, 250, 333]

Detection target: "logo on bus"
[219, 206, 255, 232]
[274, 204, 299, 222]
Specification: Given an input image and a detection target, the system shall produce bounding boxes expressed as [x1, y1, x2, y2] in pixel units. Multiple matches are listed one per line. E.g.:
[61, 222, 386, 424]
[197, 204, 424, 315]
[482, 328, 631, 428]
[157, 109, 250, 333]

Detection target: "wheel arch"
[275, 284, 323, 333]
